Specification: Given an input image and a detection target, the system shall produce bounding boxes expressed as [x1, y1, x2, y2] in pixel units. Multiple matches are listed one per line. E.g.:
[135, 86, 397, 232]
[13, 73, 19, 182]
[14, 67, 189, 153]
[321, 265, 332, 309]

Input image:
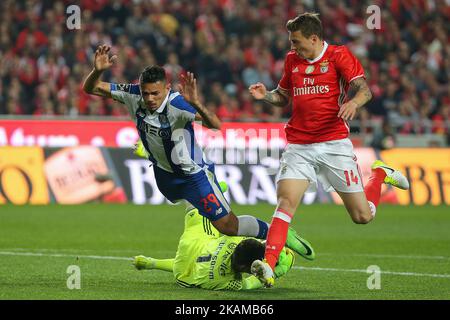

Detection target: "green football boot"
[285, 228, 315, 261]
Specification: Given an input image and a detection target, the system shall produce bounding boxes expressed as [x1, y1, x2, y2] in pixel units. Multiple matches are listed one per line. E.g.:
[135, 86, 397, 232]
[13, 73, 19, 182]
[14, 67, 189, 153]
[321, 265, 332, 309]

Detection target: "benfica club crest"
[320, 60, 329, 73]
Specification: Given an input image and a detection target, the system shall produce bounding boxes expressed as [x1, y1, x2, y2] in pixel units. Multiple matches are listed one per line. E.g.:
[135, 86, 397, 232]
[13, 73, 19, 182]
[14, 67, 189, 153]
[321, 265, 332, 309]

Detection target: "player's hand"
[179, 72, 200, 105]
[248, 82, 267, 100]
[338, 100, 358, 121]
[94, 45, 117, 71]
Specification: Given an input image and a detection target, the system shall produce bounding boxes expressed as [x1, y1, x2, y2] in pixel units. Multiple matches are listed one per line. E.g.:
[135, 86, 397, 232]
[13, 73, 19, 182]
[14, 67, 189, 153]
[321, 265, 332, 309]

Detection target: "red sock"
[364, 168, 386, 207]
[264, 208, 292, 270]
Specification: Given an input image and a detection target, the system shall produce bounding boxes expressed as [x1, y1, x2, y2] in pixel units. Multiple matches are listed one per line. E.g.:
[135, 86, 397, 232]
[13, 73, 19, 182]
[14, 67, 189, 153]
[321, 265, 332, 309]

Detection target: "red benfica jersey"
[278, 42, 365, 144]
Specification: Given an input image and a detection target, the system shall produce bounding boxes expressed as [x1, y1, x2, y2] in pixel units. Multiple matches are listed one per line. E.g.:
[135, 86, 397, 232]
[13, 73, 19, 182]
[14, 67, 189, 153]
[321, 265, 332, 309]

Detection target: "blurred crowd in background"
[0, 0, 449, 136]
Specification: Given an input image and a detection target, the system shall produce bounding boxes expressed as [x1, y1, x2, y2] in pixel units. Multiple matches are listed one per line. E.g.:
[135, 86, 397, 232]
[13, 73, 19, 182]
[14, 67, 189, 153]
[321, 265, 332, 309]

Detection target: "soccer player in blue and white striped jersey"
[82, 45, 315, 260]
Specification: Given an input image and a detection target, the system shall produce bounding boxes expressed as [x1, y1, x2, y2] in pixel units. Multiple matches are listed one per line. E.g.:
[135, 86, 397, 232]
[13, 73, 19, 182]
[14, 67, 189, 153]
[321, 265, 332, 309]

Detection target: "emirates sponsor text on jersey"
[293, 77, 330, 96]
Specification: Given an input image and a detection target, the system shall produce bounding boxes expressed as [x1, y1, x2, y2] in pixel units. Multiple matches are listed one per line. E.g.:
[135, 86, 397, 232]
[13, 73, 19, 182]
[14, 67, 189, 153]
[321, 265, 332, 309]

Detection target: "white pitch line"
[292, 266, 450, 279]
[3, 248, 449, 261]
[1, 251, 449, 279]
[318, 252, 450, 261]
[0, 248, 174, 254]
[0, 251, 132, 261]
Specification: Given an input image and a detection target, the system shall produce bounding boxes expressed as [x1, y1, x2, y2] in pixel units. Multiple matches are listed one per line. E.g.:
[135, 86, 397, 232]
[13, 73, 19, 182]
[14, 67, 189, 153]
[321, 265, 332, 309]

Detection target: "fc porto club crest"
[158, 114, 171, 139]
[158, 114, 170, 128]
[305, 65, 315, 74]
[320, 60, 329, 73]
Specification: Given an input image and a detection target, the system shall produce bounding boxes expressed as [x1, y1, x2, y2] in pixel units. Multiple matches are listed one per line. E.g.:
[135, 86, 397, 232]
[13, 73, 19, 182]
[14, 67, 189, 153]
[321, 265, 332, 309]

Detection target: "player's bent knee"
[351, 213, 373, 224]
[347, 205, 373, 224]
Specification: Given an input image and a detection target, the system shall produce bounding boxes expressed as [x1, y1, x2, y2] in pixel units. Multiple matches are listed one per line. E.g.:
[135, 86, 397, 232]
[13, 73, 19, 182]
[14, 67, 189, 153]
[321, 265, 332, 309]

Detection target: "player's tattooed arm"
[249, 82, 290, 107]
[193, 102, 222, 130]
[348, 77, 372, 108]
[264, 88, 290, 107]
[338, 77, 372, 120]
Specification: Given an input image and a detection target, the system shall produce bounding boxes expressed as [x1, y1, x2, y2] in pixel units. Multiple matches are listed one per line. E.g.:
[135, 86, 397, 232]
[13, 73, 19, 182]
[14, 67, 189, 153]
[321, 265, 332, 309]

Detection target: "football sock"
[265, 208, 292, 270]
[364, 168, 387, 217]
[237, 215, 269, 239]
[184, 201, 195, 213]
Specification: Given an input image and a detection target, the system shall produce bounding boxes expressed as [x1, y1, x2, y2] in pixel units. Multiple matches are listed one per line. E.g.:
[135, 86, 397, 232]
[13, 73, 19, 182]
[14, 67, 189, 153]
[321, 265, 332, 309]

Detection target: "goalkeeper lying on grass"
[133, 206, 295, 290]
[132, 140, 308, 290]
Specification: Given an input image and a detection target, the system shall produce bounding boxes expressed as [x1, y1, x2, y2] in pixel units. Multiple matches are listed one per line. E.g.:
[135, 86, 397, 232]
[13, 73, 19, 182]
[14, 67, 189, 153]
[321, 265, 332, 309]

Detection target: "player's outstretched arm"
[249, 82, 290, 107]
[82, 45, 117, 99]
[180, 72, 221, 130]
[337, 77, 373, 121]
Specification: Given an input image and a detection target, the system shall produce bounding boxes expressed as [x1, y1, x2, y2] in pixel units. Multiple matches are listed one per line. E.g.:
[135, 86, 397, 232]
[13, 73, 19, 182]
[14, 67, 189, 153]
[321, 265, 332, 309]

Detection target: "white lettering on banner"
[124, 160, 165, 204]
[248, 166, 277, 204]
[196, 127, 287, 150]
[116, 127, 139, 147]
[9, 128, 79, 147]
[0, 128, 7, 146]
[90, 136, 105, 146]
[122, 161, 326, 205]
[1, 121, 290, 149]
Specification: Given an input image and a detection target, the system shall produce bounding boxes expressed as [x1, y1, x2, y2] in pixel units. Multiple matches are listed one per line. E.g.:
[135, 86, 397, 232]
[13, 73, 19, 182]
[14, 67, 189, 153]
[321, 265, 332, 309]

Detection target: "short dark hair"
[140, 65, 166, 84]
[286, 12, 323, 39]
[231, 239, 265, 274]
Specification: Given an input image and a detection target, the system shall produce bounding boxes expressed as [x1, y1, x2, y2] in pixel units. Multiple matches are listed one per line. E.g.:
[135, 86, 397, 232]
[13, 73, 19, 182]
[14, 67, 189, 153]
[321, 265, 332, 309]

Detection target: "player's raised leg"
[338, 160, 410, 223]
[252, 179, 309, 287]
[337, 191, 373, 224]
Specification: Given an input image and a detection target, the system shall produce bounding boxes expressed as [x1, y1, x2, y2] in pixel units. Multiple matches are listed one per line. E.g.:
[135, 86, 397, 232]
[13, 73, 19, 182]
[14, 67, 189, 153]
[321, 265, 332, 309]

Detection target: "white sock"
[237, 215, 269, 239]
[368, 201, 377, 218]
[184, 201, 195, 212]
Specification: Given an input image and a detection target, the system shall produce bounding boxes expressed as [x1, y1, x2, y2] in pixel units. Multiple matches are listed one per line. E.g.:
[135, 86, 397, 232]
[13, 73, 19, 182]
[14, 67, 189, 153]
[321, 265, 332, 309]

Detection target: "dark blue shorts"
[153, 164, 231, 221]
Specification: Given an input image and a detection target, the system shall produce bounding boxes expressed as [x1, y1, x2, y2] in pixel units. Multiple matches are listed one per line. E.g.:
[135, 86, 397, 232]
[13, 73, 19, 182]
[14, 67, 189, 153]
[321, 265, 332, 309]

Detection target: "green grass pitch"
[0, 204, 449, 300]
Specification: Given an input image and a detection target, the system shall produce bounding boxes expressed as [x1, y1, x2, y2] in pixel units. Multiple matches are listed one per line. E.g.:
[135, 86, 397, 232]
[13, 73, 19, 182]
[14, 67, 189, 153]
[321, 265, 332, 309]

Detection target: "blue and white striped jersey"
[111, 83, 207, 175]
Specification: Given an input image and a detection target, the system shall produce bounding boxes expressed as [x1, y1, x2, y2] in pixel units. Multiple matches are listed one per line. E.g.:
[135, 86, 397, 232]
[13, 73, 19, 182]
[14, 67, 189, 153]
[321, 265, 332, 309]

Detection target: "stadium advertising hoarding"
[380, 149, 450, 205]
[0, 146, 448, 206]
[0, 147, 49, 204]
[0, 119, 287, 149]
[0, 119, 138, 148]
[43, 146, 127, 204]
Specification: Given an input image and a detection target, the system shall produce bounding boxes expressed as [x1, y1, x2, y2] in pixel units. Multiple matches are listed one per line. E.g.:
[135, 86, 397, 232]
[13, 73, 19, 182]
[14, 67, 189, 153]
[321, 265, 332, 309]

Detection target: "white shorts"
[276, 138, 364, 193]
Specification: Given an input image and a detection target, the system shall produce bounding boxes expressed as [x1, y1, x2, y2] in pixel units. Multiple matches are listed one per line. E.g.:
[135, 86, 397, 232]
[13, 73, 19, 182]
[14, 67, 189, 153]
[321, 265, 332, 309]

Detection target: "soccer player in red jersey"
[248, 13, 410, 287]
